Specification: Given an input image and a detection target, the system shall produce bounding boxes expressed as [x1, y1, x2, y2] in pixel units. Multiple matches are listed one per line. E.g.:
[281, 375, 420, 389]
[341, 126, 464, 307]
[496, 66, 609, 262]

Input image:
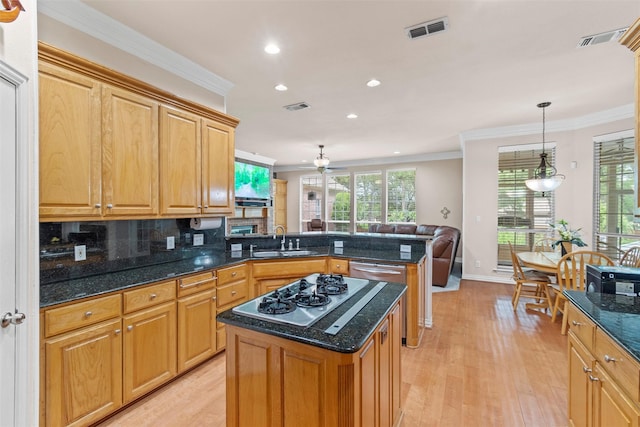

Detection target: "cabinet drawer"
[594, 327, 640, 402]
[177, 271, 216, 298]
[252, 259, 326, 279]
[566, 305, 595, 352]
[44, 294, 122, 338]
[217, 264, 247, 285]
[217, 281, 249, 308]
[329, 258, 349, 275]
[123, 280, 176, 314]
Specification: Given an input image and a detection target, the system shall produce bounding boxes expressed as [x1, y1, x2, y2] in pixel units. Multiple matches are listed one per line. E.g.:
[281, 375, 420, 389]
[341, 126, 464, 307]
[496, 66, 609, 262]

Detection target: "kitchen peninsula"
[217, 275, 406, 427]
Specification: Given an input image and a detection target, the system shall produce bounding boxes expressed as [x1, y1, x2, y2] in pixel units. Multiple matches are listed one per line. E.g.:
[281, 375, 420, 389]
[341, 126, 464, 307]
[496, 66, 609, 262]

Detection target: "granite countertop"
[217, 280, 406, 353]
[40, 247, 424, 308]
[565, 290, 640, 363]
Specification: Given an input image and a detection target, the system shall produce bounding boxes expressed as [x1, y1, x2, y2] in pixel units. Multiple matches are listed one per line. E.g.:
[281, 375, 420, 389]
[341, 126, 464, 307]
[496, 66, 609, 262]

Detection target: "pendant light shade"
[525, 102, 564, 194]
[313, 145, 330, 169]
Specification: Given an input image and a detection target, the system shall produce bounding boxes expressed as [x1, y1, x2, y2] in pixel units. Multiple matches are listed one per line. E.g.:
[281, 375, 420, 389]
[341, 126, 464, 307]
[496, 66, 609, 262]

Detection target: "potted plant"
[550, 219, 587, 256]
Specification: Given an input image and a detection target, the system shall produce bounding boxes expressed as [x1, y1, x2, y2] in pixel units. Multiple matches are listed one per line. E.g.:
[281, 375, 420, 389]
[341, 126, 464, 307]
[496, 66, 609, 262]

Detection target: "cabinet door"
[390, 302, 402, 426]
[359, 337, 377, 427]
[123, 302, 176, 402]
[178, 289, 217, 372]
[568, 332, 594, 427]
[159, 106, 201, 215]
[273, 179, 287, 230]
[39, 62, 102, 218]
[378, 318, 391, 427]
[593, 363, 640, 427]
[202, 118, 234, 214]
[102, 86, 159, 216]
[44, 319, 122, 427]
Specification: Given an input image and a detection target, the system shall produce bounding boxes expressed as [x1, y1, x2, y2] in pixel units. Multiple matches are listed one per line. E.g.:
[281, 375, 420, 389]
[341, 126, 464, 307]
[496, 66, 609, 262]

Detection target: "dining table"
[517, 251, 562, 274]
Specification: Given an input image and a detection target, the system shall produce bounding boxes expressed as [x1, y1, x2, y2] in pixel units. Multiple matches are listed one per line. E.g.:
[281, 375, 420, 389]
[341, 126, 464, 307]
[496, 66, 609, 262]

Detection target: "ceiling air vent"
[283, 102, 310, 111]
[406, 17, 449, 40]
[577, 27, 628, 48]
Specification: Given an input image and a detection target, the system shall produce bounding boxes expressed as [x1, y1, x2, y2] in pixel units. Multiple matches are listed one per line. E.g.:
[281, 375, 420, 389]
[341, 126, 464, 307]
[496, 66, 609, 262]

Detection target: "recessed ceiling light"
[301, 159, 308, 163]
[347, 113, 358, 119]
[264, 43, 280, 54]
[393, 151, 401, 154]
[274, 84, 288, 91]
[367, 79, 381, 87]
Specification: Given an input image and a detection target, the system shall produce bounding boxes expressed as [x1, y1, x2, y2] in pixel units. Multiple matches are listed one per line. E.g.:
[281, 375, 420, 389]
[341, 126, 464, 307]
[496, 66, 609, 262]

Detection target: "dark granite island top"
[565, 290, 640, 363]
[217, 280, 407, 353]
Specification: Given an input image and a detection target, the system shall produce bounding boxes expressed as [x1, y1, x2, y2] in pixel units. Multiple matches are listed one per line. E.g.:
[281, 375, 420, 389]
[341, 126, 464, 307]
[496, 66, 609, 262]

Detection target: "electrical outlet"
[474, 260, 481, 268]
[400, 244, 411, 253]
[74, 245, 86, 261]
[231, 243, 242, 252]
[193, 233, 204, 246]
[334, 240, 343, 248]
[166, 236, 175, 250]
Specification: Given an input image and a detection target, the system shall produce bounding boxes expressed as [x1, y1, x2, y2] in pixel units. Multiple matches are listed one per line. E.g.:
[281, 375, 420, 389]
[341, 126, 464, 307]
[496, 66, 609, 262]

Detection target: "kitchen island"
[217, 276, 406, 427]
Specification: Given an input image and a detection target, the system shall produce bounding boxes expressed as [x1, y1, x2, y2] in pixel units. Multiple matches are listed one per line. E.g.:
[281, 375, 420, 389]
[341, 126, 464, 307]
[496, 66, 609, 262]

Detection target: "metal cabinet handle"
[212, 296, 217, 301]
[604, 355, 617, 363]
[179, 278, 212, 289]
[582, 366, 592, 373]
[106, 204, 113, 209]
[204, 205, 208, 208]
[84, 311, 92, 318]
[589, 375, 599, 382]
[231, 290, 237, 296]
[1, 311, 26, 328]
[127, 325, 134, 331]
[150, 293, 157, 299]
[571, 320, 582, 326]
[95, 203, 101, 208]
[114, 329, 121, 335]
[232, 272, 237, 277]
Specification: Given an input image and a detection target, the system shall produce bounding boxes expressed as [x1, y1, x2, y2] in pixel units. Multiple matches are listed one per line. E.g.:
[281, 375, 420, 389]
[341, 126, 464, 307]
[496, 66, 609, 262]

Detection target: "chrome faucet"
[274, 225, 286, 250]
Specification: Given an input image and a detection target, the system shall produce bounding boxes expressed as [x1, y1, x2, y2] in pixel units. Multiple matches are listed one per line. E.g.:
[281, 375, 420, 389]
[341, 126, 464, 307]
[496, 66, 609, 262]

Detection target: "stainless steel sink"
[281, 250, 317, 257]
[251, 250, 318, 258]
[252, 251, 281, 258]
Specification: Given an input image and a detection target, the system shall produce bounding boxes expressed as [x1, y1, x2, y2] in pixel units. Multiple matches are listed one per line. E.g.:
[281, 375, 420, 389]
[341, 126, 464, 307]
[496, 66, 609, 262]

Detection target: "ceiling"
[65, 1, 640, 170]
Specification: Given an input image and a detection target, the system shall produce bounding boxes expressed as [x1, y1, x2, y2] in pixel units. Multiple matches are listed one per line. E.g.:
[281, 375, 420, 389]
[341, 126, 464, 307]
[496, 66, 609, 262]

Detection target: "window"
[355, 172, 382, 232]
[301, 175, 323, 229]
[497, 146, 556, 266]
[387, 169, 416, 223]
[326, 174, 351, 232]
[594, 134, 637, 262]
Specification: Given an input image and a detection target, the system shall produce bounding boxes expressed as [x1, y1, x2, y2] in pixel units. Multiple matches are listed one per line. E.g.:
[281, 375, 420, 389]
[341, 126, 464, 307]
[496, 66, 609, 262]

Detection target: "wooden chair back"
[534, 237, 556, 253]
[620, 246, 640, 267]
[556, 251, 614, 292]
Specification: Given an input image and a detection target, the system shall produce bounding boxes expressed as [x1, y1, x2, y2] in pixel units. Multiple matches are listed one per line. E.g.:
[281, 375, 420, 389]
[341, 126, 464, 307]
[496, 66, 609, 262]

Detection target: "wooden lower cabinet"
[123, 302, 177, 401]
[328, 257, 349, 275]
[44, 318, 123, 427]
[177, 289, 217, 372]
[567, 303, 640, 427]
[225, 301, 402, 427]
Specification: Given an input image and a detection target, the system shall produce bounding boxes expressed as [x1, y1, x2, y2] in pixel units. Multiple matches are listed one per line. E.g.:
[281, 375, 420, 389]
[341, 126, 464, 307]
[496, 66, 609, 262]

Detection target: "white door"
[0, 64, 24, 427]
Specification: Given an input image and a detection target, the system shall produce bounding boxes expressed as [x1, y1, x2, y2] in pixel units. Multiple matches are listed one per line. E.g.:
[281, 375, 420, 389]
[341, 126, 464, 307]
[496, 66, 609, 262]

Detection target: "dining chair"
[619, 246, 640, 267]
[551, 250, 614, 335]
[509, 243, 552, 311]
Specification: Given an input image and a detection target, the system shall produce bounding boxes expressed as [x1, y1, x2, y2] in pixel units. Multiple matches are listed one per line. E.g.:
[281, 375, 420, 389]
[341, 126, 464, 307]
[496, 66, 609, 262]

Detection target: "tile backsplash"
[40, 218, 226, 284]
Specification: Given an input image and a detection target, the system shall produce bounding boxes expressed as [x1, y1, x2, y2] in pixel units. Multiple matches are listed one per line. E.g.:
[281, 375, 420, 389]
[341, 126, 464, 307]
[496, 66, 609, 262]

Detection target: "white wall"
[276, 157, 463, 237]
[462, 117, 635, 283]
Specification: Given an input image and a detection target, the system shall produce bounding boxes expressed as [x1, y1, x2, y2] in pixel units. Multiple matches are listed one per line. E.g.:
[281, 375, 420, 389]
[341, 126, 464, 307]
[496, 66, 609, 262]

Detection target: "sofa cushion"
[416, 224, 438, 235]
[432, 236, 453, 258]
[394, 224, 417, 234]
[377, 224, 396, 233]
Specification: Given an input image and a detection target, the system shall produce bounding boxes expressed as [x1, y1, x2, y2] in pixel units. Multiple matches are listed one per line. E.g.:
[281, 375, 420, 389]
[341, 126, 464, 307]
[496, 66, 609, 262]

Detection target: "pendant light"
[313, 145, 330, 173]
[525, 102, 564, 195]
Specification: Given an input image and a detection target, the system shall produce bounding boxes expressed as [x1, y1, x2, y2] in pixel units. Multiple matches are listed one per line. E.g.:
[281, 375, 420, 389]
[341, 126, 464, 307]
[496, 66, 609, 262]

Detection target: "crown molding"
[38, 0, 234, 96]
[460, 103, 634, 143]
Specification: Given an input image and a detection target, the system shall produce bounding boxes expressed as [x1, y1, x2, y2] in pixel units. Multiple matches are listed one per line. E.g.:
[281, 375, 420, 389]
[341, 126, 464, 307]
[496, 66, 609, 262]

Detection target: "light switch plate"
[166, 236, 175, 250]
[334, 241, 343, 248]
[74, 245, 86, 261]
[231, 243, 242, 252]
[193, 234, 204, 246]
[400, 244, 411, 253]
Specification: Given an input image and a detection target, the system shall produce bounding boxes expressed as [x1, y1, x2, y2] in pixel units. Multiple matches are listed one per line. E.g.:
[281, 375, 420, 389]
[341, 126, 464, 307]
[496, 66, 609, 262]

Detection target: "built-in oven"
[348, 261, 407, 341]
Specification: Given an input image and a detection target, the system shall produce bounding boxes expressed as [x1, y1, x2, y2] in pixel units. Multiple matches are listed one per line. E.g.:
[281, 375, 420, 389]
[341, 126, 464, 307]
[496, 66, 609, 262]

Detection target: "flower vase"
[561, 241, 572, 257]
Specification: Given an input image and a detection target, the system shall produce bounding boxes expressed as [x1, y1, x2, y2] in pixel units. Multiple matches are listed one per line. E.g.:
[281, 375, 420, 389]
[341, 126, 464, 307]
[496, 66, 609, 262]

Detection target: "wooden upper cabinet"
[159, 106, 202, 216]
[102, 86, 159, 217]
[39, 62, 102, 218]
[202, 118, 235, 215]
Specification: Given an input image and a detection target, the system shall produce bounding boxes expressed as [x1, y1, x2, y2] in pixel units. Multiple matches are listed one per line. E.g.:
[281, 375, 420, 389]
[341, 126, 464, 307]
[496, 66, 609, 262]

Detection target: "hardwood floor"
[96, 279, 567, 427]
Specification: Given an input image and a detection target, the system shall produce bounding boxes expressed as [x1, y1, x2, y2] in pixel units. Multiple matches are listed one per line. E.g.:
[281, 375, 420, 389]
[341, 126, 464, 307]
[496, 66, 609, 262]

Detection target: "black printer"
[586, 264, 640, 296]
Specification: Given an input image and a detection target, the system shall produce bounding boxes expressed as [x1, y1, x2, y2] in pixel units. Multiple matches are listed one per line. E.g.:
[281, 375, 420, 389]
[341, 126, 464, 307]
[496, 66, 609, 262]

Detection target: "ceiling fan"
[301, 145, 345, 174]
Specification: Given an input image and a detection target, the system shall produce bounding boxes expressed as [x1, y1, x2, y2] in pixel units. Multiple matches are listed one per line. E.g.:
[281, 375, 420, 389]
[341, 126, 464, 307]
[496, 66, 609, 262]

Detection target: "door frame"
[0, 59, 39, 427]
